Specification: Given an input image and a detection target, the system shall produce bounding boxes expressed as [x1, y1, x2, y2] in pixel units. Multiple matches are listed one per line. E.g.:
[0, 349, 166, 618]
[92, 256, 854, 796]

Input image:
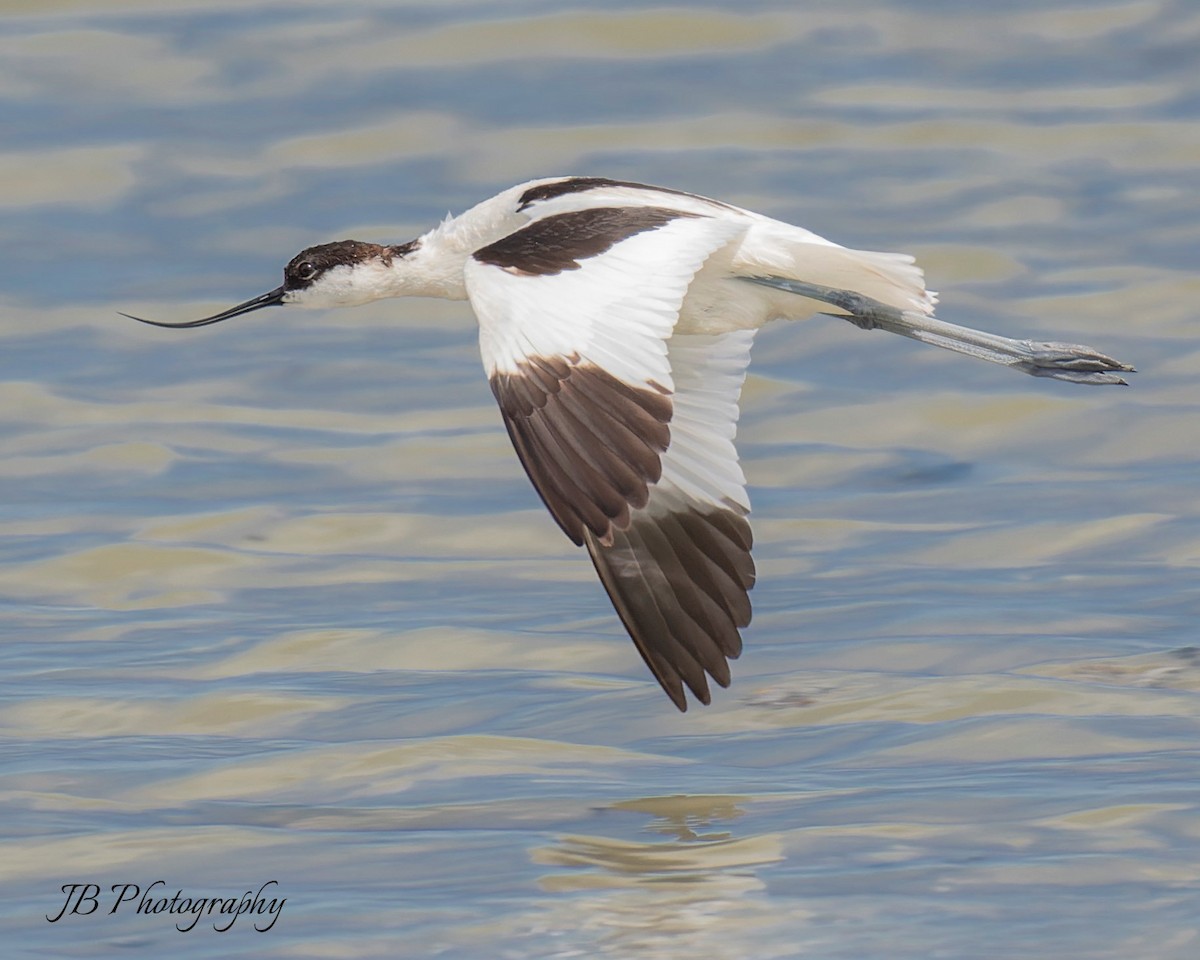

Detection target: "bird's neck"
[397, 190, 535, 302]
[384, 226, 471, 301]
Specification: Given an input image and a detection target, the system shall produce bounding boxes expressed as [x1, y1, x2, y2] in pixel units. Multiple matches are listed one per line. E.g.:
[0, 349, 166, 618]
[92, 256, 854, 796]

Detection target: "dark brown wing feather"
[584, 501, 754, 711]
[489, 356, 671, 546]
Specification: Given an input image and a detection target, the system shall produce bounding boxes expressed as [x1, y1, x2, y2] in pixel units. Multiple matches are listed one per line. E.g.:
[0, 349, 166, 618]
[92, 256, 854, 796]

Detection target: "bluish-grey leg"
[739, 275, 1134, 385]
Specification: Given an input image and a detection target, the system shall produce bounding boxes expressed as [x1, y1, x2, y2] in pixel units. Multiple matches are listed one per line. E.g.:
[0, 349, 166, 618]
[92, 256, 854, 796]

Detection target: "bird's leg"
[739, 275, 1134, 385]
[841, 312, 880, 332]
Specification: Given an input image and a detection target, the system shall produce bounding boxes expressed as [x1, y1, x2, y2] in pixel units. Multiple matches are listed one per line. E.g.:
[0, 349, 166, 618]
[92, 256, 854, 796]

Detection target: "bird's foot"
[1016, 341, 1136, 385]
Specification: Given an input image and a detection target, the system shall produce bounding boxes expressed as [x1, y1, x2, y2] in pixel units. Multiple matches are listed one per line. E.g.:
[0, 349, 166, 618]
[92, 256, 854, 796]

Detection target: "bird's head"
[123, 239, 420, 328]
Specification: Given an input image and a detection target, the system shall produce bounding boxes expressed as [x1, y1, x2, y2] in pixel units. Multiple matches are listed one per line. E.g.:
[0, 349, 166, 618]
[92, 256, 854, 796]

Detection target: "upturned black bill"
[121, 286, 286, 328]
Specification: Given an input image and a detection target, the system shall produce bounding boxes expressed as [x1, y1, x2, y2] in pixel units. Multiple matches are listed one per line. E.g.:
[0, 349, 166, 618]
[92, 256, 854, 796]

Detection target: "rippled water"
[3, 1, 1198, 957]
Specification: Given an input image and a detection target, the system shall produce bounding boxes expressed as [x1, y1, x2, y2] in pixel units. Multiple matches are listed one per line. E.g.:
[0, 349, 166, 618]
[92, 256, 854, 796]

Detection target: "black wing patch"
[473, 206, 698, 277]
[489, 355, 673, 546]
[516, 177, 740, 214]
[585, 501, 754, 711]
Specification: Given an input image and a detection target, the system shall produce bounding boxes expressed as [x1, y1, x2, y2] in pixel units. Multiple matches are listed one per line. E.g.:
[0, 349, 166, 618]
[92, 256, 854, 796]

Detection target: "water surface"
[2, 1, 1198, 957]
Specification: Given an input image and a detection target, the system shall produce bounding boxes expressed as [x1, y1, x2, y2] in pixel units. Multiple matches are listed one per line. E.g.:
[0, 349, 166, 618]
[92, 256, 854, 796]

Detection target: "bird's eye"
[295, 261, 317, 281]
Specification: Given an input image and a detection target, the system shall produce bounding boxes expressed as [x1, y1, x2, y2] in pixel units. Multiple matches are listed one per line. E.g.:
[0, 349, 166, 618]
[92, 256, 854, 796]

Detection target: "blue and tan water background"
[2, 1, 1198, 957]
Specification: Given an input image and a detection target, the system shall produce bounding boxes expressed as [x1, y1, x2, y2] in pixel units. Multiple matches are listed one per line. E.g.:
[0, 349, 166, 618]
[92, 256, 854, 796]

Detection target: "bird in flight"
[125, 176, 1133, 710]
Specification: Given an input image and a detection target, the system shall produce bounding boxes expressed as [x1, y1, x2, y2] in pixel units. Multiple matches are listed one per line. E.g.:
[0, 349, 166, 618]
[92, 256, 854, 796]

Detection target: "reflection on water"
[2, 0, 1198, 957]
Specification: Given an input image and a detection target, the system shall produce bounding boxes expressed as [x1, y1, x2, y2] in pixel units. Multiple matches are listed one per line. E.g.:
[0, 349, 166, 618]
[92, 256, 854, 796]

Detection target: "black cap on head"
[284, 241, 390, 291]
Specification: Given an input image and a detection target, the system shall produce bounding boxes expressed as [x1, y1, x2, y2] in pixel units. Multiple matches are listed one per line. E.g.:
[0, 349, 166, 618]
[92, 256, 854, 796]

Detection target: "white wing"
[465, 205, 754, 709]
